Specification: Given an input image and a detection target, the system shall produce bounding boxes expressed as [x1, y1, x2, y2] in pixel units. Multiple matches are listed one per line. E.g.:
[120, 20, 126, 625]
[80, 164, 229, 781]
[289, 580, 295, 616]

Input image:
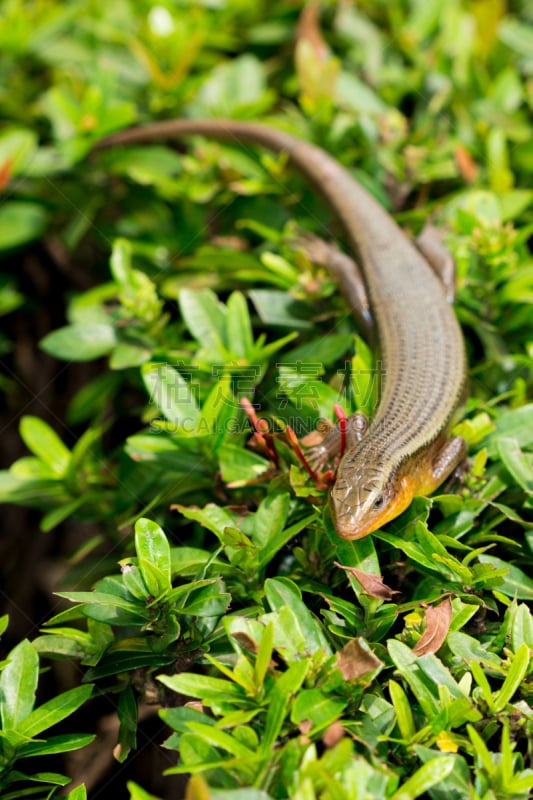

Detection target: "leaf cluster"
[0, 1, 532, 798]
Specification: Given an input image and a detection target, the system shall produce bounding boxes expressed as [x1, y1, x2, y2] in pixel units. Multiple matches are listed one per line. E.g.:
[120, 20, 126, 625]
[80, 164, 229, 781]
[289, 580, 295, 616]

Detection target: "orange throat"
[334, 476, 416, 540]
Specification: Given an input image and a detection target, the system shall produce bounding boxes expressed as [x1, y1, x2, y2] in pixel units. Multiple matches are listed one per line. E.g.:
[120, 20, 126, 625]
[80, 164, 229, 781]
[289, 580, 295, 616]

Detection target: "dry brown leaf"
[455, 145, 478, 183]
[413, 596, 453, 656]
[295, 0, 339, 110]
[322, 721, 345, 749]
[296, 0, 329, 61]
[335, 562, 400, 600]
[185, 701, 204, 714]
[336, 637, 383, 681]
[211, 235, 248, 250]
[230, 632, 259, 654]
[298, 719, 313, 735]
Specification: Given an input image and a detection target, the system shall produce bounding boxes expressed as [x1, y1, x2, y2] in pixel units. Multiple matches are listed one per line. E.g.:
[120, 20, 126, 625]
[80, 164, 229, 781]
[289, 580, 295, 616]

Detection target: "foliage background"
[0, 0, 532, 798]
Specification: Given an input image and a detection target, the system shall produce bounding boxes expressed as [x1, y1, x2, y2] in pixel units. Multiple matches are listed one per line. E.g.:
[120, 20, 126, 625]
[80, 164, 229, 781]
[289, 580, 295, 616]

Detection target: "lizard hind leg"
[430, 435, 468, 490]
[291, 232, 375, 341]
[416, 224, 456, 303]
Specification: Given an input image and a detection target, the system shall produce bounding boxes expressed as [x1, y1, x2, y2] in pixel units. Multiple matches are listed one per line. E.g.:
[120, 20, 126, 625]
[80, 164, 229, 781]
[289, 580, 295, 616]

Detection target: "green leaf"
[209, 788, 271, 800]
[226, 291, 254, 357]
[412, 748, 471, 800]
[56, 590, 144, 611]
[4, 770, 71, 787]
[191, 53, 273, 116]
[40, 496, 88, 533]
[387, 640, 440, 717]
[447, 631, 501, 669]
[291, 688, 346, 733]
[197, 372, 237, 447]
[17, 732, 95, 757]
[19, 416, 70, 476]
[0, 639, 39, 730]
[186, 721, 257, 759]
[33, 634, 93, 661]
[108, 146, 184, 193]
[249, 289, 313, 330]
[120, 560, 150, 601]
[135, 518, 171, 596]
[0, 202, 47, 251]
[165, 578, 220, 606]
[262, 658, 308, 752]
[67, 372, 119, 424]
[470, 660, 496, 713]
[511, 603, 533, 650]
[254, 621, 274, 691]
[257, 512, 317, 570]
[497, 437, 533, 494]
[18, 684, 93, 737]
[109, 237, 133, 284]
[0, 274, 24, 317]
[261, 605, 307, 661]
[142, 363, 200, 429]
[467, 723, 495, 776]
[416, 654, 465, 701]
[110, 342, 151, 369]
[486, 405, 533, 455]
[414, 521, 472, 582]
[499, 190, 533, 222]
[218, 442, 269, 484]
[179, 583, 230, 617]
[0, 128, 38, 175]
[127, 781, 161, 800]
[158, 673, 244, 704]
[174, 503, 239, 543]
[389, 679, 416, 741]
[116, 684, 138, 763]
[167, 738, 242, 775]
[333, 533, 381, 599]
[264, 578, 331, 656]
[493, 643, 530, 713]
[179, 288, 227, 350]
[65, 785, 88, 800]
[249, 493, 290, 549]
[41, 323, 117, 361]
[478, 555, 533, 600]
[55, 590, 150, 626]
[390, 755, 455, 800]
[279, 334, 353, 367]
[170, 547, 224, 577]
[160, 705, 215, 736]
[336, 71, 389, 114]
[84, 651, 175, 681]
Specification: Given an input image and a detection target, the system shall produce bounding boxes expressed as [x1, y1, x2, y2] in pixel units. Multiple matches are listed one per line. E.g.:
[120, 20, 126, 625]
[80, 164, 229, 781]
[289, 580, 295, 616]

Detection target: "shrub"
[0, 1, 532, 797]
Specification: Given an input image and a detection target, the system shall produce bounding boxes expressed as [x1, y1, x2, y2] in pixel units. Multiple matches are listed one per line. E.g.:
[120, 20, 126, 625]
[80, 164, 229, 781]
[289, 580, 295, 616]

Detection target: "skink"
[97, 120, 468, 539]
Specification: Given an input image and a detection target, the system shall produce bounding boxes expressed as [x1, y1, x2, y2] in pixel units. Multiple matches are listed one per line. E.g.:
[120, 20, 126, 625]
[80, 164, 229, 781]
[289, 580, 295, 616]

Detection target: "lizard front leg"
[306, 412, 369, 472]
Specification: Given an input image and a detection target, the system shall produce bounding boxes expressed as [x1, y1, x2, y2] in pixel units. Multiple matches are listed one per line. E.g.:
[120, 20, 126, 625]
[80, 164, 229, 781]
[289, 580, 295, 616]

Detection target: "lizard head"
[330, 449, 414, 539]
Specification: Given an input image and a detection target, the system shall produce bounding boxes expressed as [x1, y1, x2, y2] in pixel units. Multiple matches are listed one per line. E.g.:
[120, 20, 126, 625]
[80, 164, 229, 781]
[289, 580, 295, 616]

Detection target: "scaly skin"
[96, 120, 468, 539]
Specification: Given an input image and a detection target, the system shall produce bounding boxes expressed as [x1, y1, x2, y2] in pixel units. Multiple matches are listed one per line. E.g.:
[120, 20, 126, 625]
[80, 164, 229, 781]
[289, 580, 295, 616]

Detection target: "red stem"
[334, 404, 347, 460]
[240, 397, 279, 468]
[286, 425, 319, 481]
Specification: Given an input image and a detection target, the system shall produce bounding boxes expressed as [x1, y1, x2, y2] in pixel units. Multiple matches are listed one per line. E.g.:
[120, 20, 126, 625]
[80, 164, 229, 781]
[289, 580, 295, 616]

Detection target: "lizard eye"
[372, 494, 385, 511]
